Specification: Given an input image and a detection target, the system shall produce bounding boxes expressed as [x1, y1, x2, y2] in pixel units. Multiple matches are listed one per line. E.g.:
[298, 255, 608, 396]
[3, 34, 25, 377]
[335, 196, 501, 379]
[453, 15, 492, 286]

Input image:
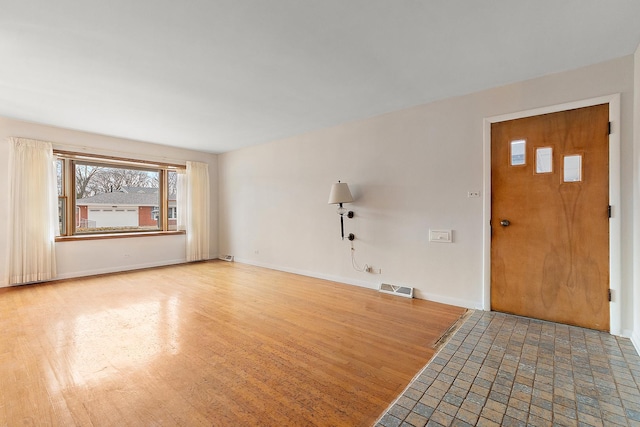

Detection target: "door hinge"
[608, 289, 612, 302]
[608, 122, 612, 135]
[608, 205, 612, 218]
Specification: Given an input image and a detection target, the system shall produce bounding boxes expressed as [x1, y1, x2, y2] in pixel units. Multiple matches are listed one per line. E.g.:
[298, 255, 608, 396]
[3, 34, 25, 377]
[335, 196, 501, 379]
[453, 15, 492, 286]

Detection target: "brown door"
[491, 104, 610, 331]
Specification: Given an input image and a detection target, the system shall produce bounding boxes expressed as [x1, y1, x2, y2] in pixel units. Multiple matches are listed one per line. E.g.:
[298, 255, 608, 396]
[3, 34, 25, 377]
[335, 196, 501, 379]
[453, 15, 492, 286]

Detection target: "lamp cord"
[350, 241, 369, 272]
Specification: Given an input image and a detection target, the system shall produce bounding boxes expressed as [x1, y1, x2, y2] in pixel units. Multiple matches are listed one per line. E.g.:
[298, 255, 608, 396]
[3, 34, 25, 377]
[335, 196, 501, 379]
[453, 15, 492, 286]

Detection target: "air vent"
[219, 255, 234, 262]
[379, 283, 414, 298]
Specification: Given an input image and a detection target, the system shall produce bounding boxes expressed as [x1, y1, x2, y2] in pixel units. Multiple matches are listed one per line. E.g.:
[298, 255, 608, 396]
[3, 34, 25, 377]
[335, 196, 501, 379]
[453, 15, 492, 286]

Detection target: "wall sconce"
[328, 181, 355, 241]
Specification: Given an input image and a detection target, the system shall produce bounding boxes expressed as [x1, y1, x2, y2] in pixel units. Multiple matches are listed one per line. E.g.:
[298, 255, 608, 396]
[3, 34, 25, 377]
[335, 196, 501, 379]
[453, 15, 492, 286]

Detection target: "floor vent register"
[379, 283, 414, 298]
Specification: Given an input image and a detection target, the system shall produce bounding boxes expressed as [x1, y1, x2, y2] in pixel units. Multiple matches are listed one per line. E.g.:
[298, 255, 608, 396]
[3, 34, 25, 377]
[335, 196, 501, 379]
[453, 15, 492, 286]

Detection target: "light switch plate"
[429, 229, 452, 243]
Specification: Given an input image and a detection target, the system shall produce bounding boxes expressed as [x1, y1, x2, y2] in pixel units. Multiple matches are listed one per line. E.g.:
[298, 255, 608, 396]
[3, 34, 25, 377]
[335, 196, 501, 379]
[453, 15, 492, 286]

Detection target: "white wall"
[219, 56, 636, 332]
[633, 44, 640, 352]
[0, 117, 218, 285]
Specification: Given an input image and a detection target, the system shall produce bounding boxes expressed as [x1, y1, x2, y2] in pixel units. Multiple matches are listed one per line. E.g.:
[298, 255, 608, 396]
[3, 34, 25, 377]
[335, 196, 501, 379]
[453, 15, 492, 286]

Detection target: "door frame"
[482, 94, 621, 335]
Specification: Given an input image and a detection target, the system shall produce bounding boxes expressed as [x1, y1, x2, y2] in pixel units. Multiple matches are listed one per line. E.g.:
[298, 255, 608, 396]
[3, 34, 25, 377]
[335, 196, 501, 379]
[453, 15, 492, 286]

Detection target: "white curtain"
[7, 138, 58, 284]
[176, 169, 187, 232]
[177, 161, 210, 262]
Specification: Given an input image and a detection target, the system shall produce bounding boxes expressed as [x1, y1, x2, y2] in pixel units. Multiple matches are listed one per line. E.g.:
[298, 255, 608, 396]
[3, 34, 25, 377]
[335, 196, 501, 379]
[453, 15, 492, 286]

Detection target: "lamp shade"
[328, 182, 353, 204]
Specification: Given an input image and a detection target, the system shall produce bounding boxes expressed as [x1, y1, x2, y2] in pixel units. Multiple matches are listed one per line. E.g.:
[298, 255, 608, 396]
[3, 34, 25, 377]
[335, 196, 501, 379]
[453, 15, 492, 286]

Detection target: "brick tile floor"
[376, 311, 640, 427]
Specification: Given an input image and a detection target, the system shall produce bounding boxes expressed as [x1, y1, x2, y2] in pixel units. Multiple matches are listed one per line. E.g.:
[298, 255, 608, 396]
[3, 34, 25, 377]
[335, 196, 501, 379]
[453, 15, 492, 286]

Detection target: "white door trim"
[482, 94, 622, 335]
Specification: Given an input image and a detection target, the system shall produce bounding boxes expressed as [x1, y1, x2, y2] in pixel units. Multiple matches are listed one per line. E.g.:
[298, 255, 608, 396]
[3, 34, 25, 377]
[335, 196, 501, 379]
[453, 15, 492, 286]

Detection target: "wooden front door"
[491, 104, 610, 331]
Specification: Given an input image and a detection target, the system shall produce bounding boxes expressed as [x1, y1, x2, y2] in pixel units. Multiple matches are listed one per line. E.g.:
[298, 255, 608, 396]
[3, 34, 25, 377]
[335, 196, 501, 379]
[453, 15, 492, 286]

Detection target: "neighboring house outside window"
[76, 187, 159, 231]
[151, 203, 176, 223]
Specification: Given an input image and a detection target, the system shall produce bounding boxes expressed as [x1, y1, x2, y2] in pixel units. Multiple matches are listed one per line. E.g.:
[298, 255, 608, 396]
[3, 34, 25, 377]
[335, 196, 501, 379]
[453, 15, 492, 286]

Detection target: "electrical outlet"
[468, 191, 480, 198]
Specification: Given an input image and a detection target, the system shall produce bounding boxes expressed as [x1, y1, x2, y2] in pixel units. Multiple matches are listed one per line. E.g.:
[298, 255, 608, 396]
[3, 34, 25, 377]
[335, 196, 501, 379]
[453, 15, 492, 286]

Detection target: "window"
[55, 151, 184, 237]
[510, 139, 526, 166]
[535, 147, 553, 174]
[564, 155, 582, 182]
[167, 170, 178, 231]
[56, 158, 66, 235]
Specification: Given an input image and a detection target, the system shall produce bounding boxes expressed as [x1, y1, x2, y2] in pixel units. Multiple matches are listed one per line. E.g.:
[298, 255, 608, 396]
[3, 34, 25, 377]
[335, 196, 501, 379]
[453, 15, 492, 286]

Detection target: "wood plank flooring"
[0, 261, 466, 426]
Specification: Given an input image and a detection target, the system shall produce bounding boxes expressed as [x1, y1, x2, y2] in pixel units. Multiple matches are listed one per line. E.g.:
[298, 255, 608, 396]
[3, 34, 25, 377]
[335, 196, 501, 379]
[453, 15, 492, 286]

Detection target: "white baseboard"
[620, 329, 633, 338]
[234, 258, 375, 290]
[1, 255, 483, 311]
[234, 258, 480, 308]
[414, 290, 483, 310]
[0, 255, 222, 288]
[48, 258, 187, 282]
[631, 331, 640, 356]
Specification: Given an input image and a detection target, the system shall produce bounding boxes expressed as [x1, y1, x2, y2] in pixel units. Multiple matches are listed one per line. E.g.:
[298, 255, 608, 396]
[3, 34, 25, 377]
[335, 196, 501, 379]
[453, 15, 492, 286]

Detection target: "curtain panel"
[182, 161, 210, 262]
[7, 137, 58, 284]
[176, 169, 187, 232]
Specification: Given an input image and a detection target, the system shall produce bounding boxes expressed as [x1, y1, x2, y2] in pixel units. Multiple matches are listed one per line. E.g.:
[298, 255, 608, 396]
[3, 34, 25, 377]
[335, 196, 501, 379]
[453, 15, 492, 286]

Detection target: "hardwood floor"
[0, 261, 466, 426]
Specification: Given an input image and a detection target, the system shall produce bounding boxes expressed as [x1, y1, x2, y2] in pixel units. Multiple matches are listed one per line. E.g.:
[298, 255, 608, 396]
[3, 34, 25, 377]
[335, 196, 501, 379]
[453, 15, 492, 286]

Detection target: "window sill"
[55, 230, 186, 242]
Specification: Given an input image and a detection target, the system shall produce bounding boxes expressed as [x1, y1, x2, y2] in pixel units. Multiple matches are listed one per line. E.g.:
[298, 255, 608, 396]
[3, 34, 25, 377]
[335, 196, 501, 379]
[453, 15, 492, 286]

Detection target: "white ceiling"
[1, 1, 639, 154]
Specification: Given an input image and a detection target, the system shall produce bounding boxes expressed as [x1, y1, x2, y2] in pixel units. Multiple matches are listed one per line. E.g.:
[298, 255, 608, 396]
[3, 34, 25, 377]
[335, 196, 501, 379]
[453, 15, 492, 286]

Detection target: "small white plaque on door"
[429, 229, 452, 243]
